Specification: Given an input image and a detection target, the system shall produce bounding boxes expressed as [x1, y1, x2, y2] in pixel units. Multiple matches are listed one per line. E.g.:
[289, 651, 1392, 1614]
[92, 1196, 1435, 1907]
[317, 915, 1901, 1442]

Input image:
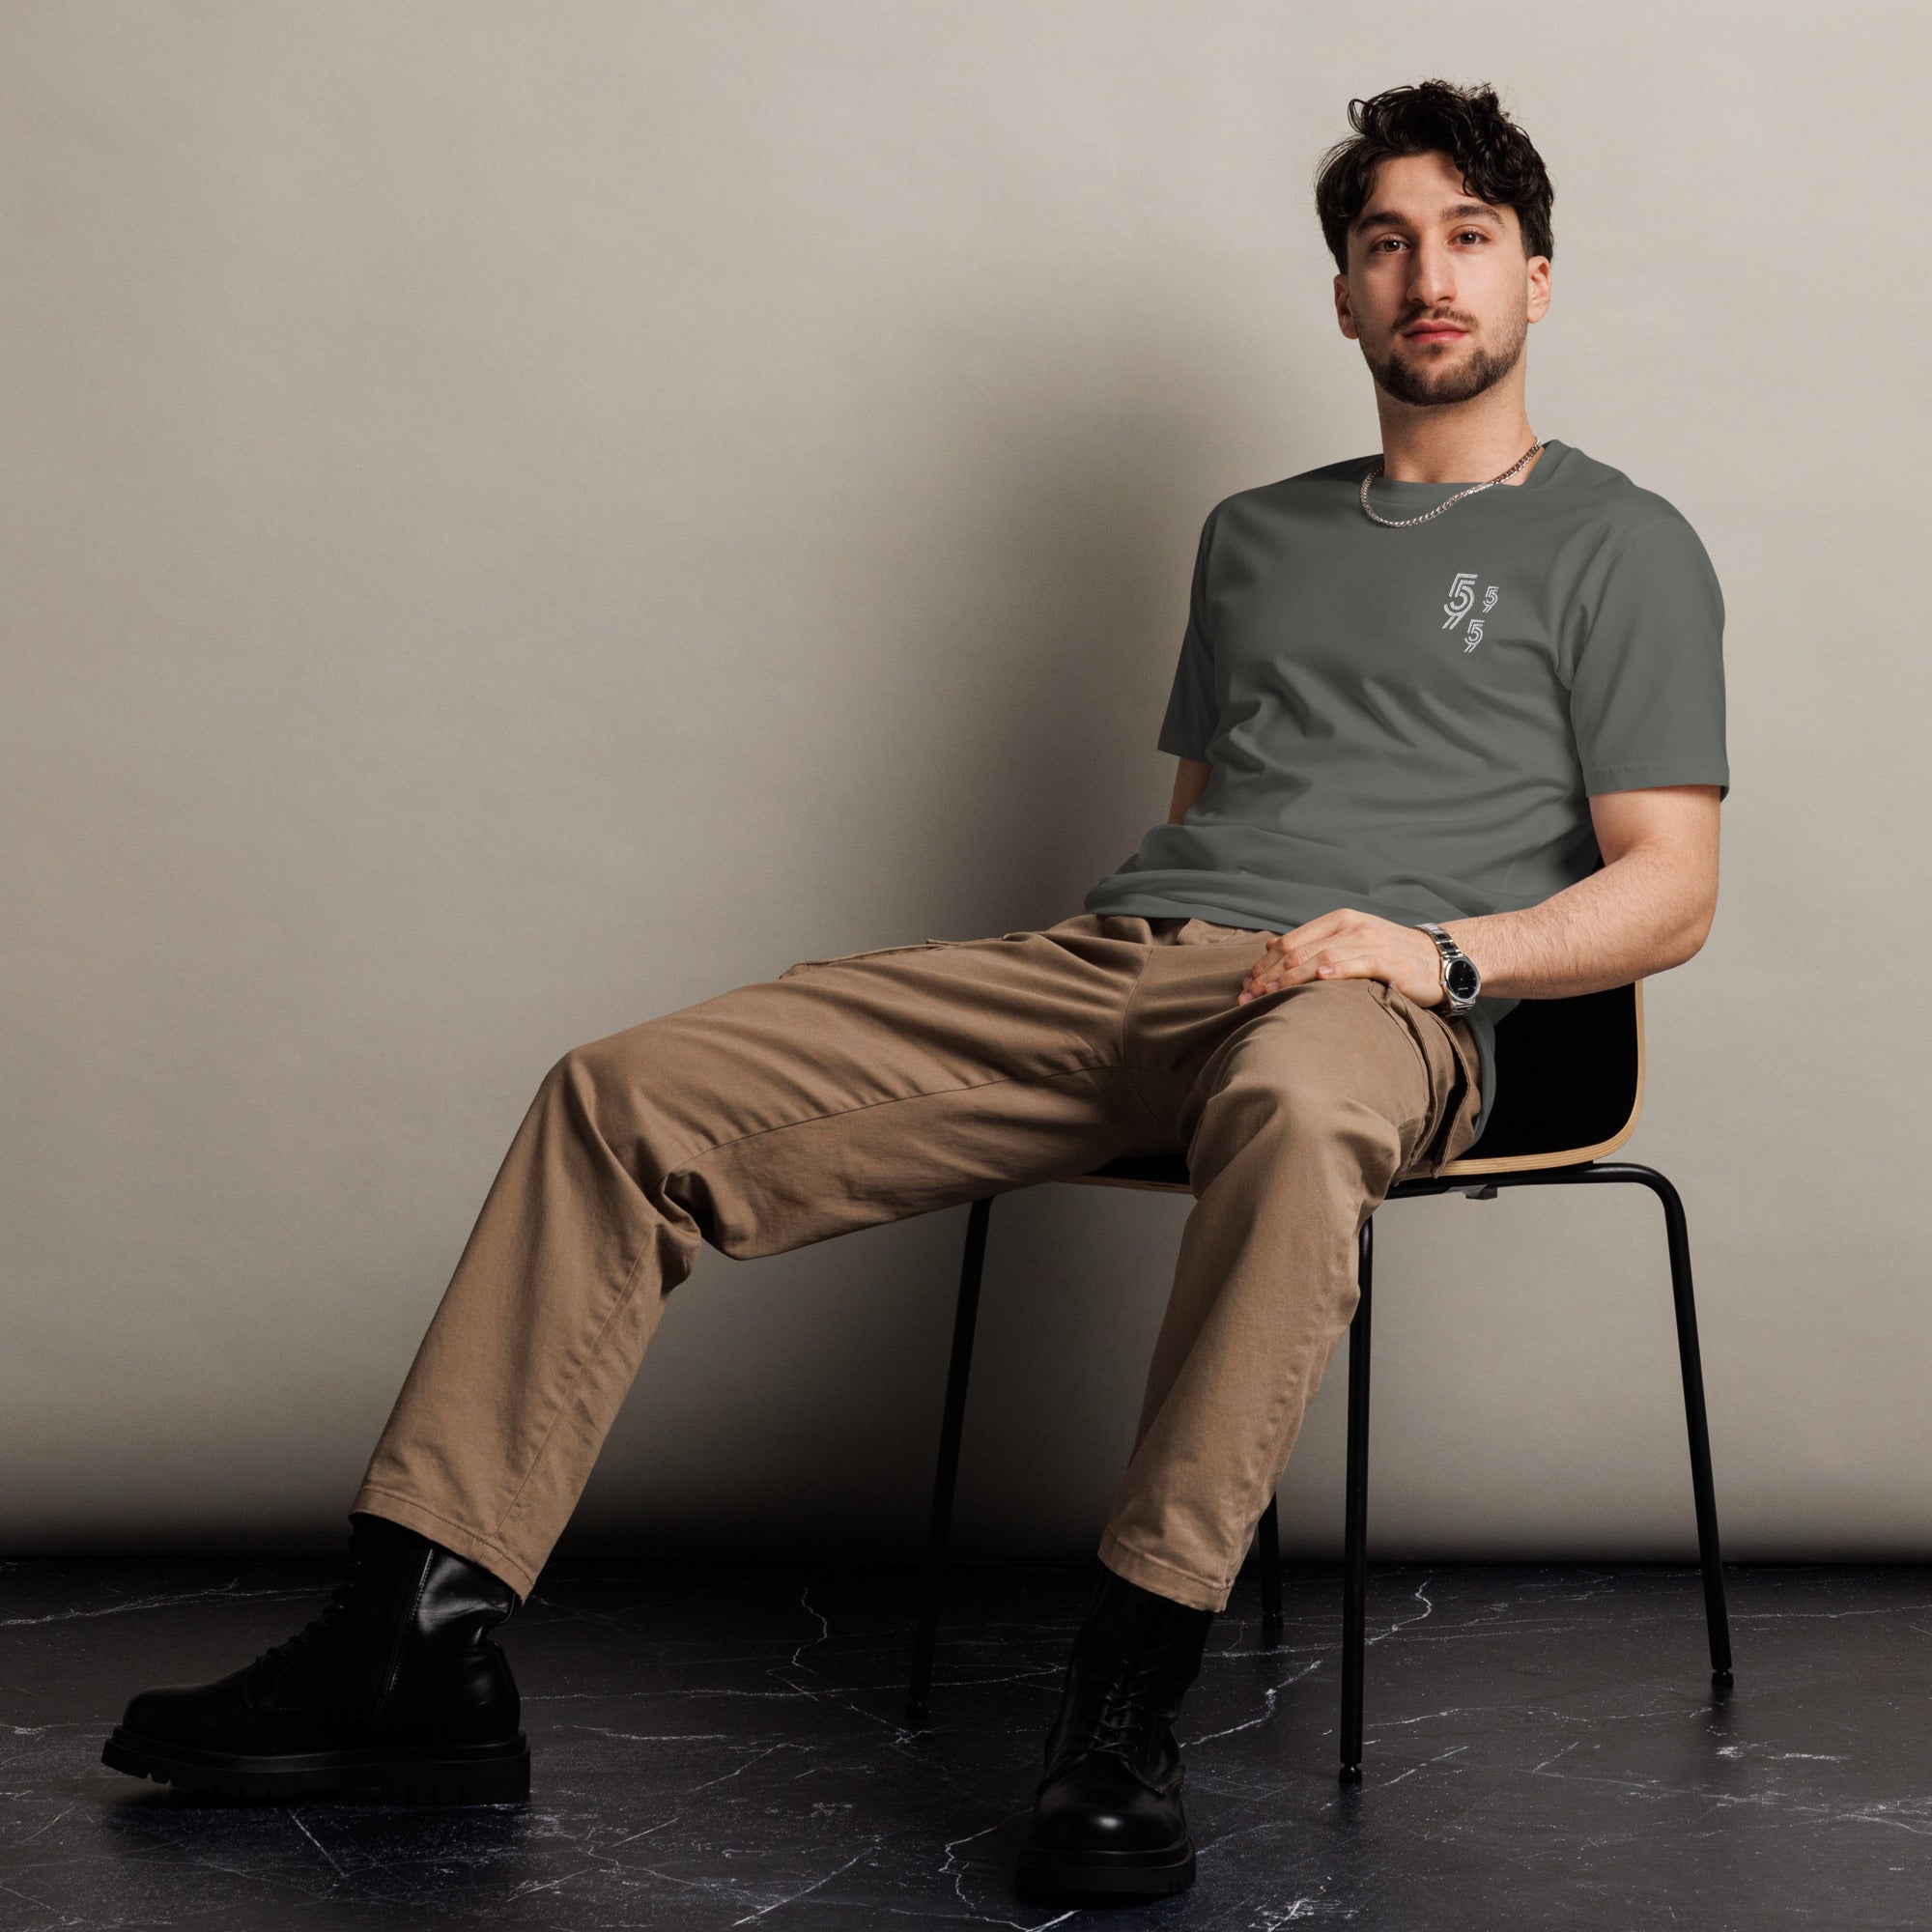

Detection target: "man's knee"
[540, 1022, 677, 1149]
[546, 1007, 678, 1089]
[544, 1037, 614, 1106]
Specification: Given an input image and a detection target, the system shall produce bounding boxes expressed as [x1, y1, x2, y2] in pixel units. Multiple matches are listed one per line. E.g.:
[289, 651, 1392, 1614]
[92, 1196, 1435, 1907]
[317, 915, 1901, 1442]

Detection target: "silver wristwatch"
[1415, 922, 1481, 1016]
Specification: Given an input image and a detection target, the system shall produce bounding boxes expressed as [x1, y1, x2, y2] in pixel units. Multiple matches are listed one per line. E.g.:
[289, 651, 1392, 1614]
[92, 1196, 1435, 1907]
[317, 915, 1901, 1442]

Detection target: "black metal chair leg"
[905, 1194, 993, 1727]
[1257, 1495, 1283, 1637]
[1627, 1164, 1734, 1685]
[1445, 1157, 1734, 1696]
[1340, 1214, 1374, 1784]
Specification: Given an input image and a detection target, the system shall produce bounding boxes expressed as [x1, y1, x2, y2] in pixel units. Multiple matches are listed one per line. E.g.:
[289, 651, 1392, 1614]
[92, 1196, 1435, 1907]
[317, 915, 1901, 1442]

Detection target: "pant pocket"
[1373, 982, 1480, 1174]
[778, 939, 944, 980]
[1176, 917, 1268, 945]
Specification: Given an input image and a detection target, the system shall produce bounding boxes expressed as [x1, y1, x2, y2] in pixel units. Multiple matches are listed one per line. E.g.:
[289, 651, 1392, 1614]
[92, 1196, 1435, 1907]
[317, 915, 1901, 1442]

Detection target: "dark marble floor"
[3, 1553, 1929, 1929]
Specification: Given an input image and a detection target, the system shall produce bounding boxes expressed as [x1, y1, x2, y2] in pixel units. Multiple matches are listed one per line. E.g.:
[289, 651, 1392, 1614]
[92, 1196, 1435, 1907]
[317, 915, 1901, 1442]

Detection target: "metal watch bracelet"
[1415, 921, 1481, 1016]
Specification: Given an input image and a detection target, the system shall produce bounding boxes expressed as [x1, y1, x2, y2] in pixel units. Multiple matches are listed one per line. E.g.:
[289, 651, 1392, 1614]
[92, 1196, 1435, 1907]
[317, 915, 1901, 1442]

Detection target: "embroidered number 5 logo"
[1441, 571, 1501, 651]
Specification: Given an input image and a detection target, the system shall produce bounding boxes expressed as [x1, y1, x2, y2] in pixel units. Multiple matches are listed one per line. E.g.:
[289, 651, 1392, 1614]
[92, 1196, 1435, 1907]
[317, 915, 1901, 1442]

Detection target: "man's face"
[1333, 150, 1549, 408]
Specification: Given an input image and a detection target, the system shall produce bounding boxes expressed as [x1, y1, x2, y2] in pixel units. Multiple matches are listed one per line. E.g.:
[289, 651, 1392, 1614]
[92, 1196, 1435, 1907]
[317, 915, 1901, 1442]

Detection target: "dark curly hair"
[1313, 80, 1553, 273]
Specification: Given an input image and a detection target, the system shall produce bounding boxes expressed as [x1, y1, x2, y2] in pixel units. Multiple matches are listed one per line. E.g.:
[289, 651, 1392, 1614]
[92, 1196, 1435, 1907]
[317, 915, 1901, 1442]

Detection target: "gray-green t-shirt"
[1082, 438, 1729, 1145]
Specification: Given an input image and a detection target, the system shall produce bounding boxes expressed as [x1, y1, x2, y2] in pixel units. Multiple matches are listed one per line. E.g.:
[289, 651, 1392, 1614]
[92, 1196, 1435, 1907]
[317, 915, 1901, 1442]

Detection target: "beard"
[1363, 307, 1528, 407]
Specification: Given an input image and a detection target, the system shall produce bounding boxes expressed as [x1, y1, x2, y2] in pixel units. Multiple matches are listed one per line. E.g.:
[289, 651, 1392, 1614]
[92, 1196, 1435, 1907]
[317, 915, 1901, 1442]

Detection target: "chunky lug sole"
[1013, 1834, 1197, 1902]
[100, 1727, 530, 1804]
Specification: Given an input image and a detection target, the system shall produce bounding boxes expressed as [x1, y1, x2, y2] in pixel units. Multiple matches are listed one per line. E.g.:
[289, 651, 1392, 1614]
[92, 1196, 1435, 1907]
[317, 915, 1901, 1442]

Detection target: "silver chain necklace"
[1359, 438, 1544, 527]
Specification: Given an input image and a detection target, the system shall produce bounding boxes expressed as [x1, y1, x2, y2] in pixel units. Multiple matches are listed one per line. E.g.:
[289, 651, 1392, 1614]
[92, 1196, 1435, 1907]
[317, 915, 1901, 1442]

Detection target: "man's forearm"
[1439, 846, 1714, 1001]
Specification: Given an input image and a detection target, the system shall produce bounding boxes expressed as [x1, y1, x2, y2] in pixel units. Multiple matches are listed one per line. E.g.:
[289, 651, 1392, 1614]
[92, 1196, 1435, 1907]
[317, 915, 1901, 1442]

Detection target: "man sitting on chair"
[104, 78, 1727, 1909]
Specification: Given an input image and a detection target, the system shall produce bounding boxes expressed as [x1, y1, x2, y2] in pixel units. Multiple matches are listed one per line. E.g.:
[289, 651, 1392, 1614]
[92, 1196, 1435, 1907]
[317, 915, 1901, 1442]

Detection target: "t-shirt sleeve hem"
[1156, 729, 1212, 761]
[1581, 760, 1730, 801]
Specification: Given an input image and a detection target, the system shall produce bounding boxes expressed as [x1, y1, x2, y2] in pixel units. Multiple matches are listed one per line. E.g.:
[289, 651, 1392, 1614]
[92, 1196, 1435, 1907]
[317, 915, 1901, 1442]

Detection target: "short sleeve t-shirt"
[1080, 438, 1730, 1146]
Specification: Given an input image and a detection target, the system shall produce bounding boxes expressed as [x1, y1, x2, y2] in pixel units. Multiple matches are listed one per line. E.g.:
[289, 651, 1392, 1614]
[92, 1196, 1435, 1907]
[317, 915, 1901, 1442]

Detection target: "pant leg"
[350, 915, 1173, 1598]
[1097, 922, 1483, 1612]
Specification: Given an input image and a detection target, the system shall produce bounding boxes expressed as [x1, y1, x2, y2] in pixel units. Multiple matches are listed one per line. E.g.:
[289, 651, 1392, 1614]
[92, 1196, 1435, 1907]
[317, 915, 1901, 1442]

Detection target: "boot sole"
[1013, 1835, 1197, 1902]
[100, 1726, 530, 1804]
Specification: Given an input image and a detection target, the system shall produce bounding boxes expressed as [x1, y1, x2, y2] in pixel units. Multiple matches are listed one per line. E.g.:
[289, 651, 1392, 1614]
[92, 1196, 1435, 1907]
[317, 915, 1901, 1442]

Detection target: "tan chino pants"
[350, 912, 1482, 1613]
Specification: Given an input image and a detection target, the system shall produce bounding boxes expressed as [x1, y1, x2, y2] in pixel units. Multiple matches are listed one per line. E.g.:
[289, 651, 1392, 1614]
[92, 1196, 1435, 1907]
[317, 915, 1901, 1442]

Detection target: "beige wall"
[5, 1, 1926, 1570]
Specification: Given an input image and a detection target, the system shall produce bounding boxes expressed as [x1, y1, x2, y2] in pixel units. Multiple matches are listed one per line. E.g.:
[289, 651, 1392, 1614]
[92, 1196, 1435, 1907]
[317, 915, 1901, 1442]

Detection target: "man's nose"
[1407, 240, 1457, 307]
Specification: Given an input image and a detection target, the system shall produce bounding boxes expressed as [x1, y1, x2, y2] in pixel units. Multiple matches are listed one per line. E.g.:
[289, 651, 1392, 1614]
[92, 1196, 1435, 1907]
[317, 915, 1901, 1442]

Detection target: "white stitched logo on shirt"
[1442, 572, 1500, 652]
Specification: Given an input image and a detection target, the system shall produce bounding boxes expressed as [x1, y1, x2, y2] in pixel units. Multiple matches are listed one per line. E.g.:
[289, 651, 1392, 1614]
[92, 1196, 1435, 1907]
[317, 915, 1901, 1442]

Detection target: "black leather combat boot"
[101, 1510, 529, 1804]
[1013, 1561, 1217, 1904]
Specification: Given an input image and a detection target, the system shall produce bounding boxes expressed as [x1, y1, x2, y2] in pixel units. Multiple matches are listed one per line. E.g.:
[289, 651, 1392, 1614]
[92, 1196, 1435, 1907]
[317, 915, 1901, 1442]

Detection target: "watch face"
[1446, 956, 1480, 1001]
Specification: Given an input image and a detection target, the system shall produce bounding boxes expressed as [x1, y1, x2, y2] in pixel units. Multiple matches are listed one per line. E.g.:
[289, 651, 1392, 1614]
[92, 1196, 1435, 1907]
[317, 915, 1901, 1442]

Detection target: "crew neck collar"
[1360, 437, 1569, 497]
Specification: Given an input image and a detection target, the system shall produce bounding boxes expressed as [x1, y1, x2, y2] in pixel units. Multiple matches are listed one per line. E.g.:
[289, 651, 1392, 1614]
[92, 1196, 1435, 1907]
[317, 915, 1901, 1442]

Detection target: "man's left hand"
[1236, 908, 1448, 1008]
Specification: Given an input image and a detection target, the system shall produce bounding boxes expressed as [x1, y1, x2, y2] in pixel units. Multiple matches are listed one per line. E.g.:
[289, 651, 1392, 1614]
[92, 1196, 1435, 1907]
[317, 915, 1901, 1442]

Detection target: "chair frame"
[901, 979, 1735, 1782]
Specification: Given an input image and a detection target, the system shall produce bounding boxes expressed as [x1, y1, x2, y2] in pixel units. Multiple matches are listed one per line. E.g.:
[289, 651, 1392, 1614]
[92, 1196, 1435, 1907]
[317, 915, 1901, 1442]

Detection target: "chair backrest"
[1442, 980, 1644, 1176]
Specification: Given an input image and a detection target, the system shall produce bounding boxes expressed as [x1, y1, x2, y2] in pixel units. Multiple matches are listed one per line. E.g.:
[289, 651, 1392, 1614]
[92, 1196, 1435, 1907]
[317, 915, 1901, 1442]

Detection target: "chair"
[902, 980, 1735, 1782]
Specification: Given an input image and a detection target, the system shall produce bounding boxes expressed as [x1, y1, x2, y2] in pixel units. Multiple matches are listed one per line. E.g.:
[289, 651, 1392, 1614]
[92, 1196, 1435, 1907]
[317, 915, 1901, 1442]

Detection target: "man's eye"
[1457, 231, 1485, 243]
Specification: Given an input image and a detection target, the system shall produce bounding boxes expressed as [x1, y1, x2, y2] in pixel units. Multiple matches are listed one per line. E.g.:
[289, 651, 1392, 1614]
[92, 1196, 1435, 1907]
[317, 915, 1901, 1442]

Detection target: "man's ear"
[1334, 270, 1359, 341]
[1525, 254, 1551, 325]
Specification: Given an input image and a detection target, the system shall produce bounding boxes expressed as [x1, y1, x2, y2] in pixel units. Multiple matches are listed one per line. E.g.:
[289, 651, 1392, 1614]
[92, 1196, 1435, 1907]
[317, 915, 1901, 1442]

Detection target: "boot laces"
[249, 1544, 368, 1680]
[1057, 1652, 1166, 1788]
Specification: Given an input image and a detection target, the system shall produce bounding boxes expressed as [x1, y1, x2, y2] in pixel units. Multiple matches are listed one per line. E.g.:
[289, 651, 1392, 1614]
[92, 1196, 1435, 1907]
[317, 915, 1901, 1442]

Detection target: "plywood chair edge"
[1435, 977, 1647, 1179]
